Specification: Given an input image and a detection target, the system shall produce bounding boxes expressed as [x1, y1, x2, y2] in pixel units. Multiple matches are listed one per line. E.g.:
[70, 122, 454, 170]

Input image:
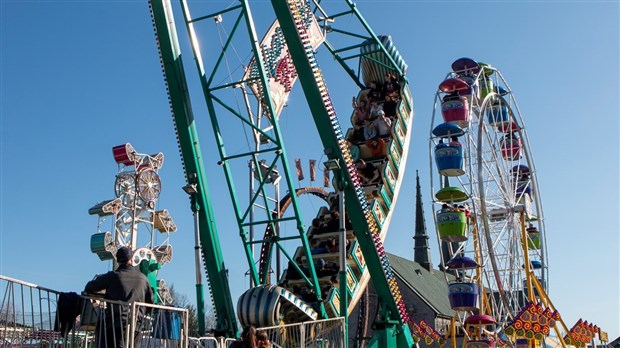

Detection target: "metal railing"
[1, 275, 189, 347]
[255, 318, 345, 348]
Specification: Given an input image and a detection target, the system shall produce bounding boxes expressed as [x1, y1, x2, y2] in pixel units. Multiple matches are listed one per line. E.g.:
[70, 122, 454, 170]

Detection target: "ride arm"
[270, 1, 414, 346]
[150, 0, 238, 337]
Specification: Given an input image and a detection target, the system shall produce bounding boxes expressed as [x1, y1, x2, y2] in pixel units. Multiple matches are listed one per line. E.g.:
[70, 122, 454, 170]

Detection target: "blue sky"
[1, 0, 618, 340]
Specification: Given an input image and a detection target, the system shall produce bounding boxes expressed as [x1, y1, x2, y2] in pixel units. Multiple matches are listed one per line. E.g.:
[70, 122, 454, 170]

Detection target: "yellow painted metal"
[470, 217, 489, 315]
[519, 212, 536, 302]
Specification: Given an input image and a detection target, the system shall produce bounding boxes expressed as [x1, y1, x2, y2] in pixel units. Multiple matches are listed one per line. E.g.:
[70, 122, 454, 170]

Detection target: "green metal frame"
[313, 0, 409, 88]
[270, 1, 415, 347]
[150, 0, 237, 337]
[175, 0, 326, 316]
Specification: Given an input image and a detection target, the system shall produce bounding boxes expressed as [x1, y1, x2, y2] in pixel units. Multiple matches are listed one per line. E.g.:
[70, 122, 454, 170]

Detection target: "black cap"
[116, 247, 133, 263]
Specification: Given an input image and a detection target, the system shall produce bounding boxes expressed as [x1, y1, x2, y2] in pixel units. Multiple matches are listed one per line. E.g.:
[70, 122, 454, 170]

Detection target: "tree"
[168, 285, 216, 336]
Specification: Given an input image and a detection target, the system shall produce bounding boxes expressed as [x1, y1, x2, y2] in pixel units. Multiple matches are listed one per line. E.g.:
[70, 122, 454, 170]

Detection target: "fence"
[255, 318, 346, 348]
[1, 275, 189, 347]
[2, 275, 345, 348]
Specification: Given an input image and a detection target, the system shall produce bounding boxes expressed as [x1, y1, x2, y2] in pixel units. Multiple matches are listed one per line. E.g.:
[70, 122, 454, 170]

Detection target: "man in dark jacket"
[85, 247, 154, 348]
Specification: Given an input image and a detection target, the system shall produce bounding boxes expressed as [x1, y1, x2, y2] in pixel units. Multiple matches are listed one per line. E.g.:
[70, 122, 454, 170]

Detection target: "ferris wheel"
[429, 58, 548, 331]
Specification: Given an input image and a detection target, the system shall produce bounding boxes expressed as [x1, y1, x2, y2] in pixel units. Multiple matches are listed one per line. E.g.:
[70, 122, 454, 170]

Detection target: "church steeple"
[414, 171, 432, 272]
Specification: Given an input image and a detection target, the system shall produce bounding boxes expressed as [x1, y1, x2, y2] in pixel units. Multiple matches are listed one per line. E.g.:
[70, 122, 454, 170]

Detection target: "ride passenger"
[229, 325, 258, 348]
[363, 120, 378, 140]
[355, 159, 380, 185]
[348, 123, 366, 144]
[383, 94, 398, 118]
[382, 73, 400, 99]
[352, 97, 369, 125]
[311, 238, 329, 255]
[365, 137, 386, 158]
[367, 81, 383, 102]
[256, 331, 272, 348]
[346, 140, 361, 162]
[368, 99, 383, 120]
[373, 110, 392, 137]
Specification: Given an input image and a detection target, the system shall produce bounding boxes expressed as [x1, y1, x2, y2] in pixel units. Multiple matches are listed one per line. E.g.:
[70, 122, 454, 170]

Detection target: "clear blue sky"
[1, 0, 618, 339]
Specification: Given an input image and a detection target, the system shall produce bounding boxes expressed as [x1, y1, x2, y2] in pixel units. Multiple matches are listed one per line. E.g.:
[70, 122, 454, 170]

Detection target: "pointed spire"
[414, 170, 433, 272]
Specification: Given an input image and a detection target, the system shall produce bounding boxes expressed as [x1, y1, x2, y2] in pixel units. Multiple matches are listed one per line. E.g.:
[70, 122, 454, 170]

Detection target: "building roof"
[388, 253, 455, 317]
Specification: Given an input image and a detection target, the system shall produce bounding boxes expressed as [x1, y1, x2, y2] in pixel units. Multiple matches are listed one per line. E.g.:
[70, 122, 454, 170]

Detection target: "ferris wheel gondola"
[430, 58, 549, 336]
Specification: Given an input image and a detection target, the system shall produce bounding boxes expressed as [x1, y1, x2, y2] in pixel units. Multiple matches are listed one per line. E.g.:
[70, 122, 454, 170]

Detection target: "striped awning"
[360, 35, 408, 86]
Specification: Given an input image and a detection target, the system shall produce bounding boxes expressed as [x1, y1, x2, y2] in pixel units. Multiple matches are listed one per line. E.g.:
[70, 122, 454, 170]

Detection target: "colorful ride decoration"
[503, 302, 559, 342]
[409, 319, 446, 346]
[563, 319, 598, 348]
[88, 143, 176, 305]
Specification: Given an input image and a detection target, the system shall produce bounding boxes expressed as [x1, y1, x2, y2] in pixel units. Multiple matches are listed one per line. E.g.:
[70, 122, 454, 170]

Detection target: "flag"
[309, 159, 316, 181]
[323, 166, 330, 187]
[295, 158, 304, 180]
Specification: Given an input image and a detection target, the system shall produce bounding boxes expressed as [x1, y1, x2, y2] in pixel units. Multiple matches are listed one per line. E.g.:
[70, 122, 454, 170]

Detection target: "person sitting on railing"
[84, 247, 154, 348]
[355, 159, 380, 185]
[374, 110, 392, 137]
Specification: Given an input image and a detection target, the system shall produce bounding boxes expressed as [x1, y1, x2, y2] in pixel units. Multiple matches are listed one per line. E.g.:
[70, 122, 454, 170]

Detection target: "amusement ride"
[429, 58, 589, 348]
[149, 0, 414, 346]
[0, 1, 603, 348]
